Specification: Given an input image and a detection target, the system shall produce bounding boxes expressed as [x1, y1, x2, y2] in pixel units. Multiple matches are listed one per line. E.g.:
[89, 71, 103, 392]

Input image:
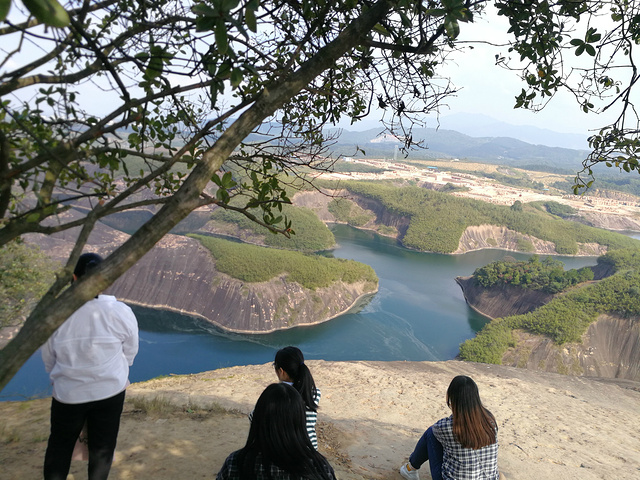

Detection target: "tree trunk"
[0, 0, 392, 391]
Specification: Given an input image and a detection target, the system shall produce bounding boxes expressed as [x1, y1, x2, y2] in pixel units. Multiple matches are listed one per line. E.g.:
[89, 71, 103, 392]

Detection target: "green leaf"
[22, 0, 70, 27]
[26, 213, 40, 223]
[215, 19, 229, 55]
[0, 0, 10, 21]
[230, 68, 243, 87]
[245, 6, 257, 32]
[444, 18, 460, 39]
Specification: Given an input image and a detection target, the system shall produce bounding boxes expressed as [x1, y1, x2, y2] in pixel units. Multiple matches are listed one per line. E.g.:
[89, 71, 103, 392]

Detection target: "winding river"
[1, 224, 598, 401]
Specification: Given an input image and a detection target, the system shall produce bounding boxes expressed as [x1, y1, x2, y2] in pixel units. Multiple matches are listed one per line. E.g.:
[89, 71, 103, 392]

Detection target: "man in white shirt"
[42, 253, 139, 480]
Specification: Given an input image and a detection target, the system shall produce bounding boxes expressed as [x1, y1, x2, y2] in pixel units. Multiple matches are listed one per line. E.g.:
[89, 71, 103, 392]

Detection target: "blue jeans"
[409, 426, 444, 480]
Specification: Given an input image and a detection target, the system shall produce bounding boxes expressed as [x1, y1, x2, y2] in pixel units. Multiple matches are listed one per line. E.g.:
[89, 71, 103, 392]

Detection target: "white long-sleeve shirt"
[42, 294, 139, 404]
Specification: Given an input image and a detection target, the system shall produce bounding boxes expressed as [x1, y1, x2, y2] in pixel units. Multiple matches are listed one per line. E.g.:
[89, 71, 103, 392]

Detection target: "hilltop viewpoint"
[2, 360, 639, 480]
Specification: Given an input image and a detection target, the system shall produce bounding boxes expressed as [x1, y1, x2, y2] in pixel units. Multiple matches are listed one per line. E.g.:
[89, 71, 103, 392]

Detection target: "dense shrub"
[473, 256, 594, 293]
[328, 198, 373, 227]
[0, 242, 58, 327]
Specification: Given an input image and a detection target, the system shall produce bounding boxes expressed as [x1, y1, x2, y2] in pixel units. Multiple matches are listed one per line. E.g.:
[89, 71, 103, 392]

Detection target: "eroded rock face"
[25, 210, 377, 333]
[502, 315, 640, 382]
[453, 224, 608, 256]
[105, 234, 377, 333]
[455, 276, 554, 319]
[578, 211, 640, 232]
[456, 276, 640, 381]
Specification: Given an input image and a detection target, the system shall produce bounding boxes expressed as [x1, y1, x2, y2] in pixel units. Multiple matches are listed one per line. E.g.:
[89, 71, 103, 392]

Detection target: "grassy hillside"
[328, 181, 640, 254]
[190, 235, 378, 290]
[209, 203, 335, 252]
[459, 248, 640, 363]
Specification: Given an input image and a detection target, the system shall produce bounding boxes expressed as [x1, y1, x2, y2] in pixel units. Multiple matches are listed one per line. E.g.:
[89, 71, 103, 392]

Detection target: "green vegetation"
[0, 242, 58, 328]
[333, 161, 389, 174]
[327, 198, 374, 227]
[473, 256, 594, 293]
[190, 235, 377, 290]
[595, 247, 640, 272]
[529, 200, 577, 219]
[209, 204, 335, 252]
[460, 248, 640, 364]
[460, 268, 640, 363]
[439, 182, 469, 193]
[328, 181, 640, 254]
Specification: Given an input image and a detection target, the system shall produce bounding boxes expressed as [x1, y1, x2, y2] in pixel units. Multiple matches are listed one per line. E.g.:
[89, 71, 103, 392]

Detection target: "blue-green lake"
[1, 224, 598, 401]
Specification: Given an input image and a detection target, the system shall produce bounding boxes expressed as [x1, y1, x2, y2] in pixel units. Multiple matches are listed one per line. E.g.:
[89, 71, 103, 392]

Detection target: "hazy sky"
[424, 7, 624, 136]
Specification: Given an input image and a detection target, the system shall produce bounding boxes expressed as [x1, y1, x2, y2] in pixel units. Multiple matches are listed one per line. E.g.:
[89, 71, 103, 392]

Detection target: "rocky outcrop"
[25, 210, 377, 334]
[456, 276, 640, 381]
[453, 224, 608, 256]
[455, 276, 554, 319]
[502, 315, 640, 381]
[577, 211, 640, 232]
[106, 234, 377, 333]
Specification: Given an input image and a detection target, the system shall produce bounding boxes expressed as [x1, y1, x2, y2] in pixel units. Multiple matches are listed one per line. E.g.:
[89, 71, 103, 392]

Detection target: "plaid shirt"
[216, 450, 336, 480]
[432, 416, 499, 480]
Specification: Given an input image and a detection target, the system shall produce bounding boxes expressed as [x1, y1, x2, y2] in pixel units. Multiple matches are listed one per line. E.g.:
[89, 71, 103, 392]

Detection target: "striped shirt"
[306, 388, 321, 450]
[432, 415, 499, 480]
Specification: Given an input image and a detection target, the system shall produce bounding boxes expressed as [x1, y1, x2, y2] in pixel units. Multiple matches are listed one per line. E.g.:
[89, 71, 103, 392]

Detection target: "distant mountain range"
[325, 121, 590, 172]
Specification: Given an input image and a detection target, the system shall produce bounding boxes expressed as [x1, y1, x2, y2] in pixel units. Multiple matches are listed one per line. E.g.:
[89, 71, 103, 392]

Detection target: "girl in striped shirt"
[274, 346, 321, 450]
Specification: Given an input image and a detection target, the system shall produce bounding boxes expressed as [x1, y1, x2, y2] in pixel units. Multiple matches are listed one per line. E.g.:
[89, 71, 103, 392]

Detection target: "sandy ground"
[2, 360, 639, 480]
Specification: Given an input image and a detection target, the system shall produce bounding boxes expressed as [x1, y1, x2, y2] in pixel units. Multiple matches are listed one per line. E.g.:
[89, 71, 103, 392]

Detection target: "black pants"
[44, 390, 126, 480]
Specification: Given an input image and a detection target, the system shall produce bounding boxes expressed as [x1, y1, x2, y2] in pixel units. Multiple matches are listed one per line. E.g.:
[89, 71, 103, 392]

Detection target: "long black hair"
[238, 383, 334, 480]
[446, 375, 497, 449]
[274, 346, 318, 412]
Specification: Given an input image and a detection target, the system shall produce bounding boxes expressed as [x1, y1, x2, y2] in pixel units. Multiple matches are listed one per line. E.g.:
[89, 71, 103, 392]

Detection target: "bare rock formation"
[453, 224, 607, 256]
[455, 275, 554, 319]
[106, 234, 377, 333]
[502, 315, 640, 381]
[577, 211, 640, 232]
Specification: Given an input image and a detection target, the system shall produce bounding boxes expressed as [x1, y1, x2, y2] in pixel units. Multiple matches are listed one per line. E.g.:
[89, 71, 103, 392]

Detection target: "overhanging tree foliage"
[1, 0, 639, 390]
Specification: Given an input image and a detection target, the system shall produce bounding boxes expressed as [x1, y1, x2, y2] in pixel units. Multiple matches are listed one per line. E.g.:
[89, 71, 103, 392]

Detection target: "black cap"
[73, 253, 103, 278]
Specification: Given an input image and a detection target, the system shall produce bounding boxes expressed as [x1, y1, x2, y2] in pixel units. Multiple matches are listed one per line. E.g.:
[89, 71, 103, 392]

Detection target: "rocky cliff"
[453, 224, 607, 256]
[456, 276, 640, 381]
[502, 315, 640, 381]
[106, 234, 377, 333]
[25, 209, 377, 334]
[455, 275, 554, 319]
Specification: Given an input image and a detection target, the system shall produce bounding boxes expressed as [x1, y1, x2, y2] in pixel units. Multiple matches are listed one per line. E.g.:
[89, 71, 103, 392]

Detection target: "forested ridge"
[459, 249, 640, 364]
[473, 256, 594, 294]
[323, 181, 640, 254]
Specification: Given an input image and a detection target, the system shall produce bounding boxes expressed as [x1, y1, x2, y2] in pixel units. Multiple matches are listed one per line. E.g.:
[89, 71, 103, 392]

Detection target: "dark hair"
[238, 383, 334, 480]
[73, 253, 103, 279]
[446, 375, 497, 450]
[274, 346, 318, 412]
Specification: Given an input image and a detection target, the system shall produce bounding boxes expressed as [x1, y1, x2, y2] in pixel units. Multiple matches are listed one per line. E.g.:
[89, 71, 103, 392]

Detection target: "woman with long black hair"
[273, 346, 321, 450]
[216, 383, 335, 480]
[400, 375, 499, 480]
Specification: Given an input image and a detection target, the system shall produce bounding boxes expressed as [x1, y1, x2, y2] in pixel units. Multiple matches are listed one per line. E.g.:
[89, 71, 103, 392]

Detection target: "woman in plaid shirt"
[217, 383, 335, 480]
[400, 376, 499, 480]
